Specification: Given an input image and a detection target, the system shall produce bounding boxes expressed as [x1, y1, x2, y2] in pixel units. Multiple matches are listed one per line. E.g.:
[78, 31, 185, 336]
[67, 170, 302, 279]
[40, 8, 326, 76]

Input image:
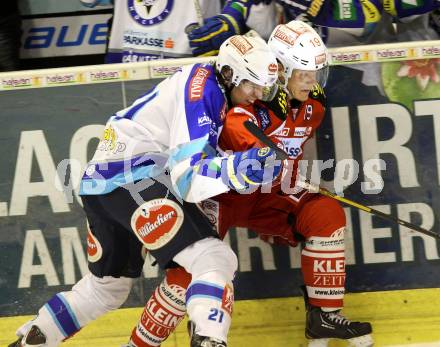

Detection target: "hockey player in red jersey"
[128, 21, 373, 347]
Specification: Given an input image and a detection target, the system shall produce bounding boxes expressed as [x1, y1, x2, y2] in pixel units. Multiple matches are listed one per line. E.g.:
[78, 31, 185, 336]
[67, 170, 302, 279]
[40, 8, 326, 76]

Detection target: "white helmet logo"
[229, 36, 254, 55]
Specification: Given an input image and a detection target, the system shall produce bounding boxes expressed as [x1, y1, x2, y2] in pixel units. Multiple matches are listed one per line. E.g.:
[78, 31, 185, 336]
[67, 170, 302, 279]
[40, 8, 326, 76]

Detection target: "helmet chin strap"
[215, 70, 234, 109]
[278, 63, 290, 89]
[225, 86, 234, 109]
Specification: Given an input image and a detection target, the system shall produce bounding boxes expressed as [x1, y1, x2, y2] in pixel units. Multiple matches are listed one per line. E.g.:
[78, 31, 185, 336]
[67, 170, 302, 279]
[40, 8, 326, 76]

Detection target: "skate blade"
[308, 334, 373, 347]
[308, 338, 330, 347]
[347, 334, 374, 347]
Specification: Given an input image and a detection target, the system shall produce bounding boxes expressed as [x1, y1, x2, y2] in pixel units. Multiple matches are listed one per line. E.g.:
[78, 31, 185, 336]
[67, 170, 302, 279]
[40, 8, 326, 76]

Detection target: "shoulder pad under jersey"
[309, 84, 326, 106]
[261, 85, 290, 121]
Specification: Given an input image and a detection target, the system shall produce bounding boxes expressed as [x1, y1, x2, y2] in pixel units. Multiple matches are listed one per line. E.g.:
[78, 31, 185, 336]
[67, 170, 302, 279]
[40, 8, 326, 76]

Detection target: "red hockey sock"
[130, 267, 191, 347]
[301, 231, 346, 309]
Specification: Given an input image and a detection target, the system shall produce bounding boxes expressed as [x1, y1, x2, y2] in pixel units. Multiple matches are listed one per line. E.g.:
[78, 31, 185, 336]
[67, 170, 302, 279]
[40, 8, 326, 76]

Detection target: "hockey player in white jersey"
[80, 0, 221, 62]
[9, 35, 281, 347]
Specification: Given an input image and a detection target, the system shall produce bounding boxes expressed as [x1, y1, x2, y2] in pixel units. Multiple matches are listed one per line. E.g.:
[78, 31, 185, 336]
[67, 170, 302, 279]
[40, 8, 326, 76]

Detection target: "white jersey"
[80, 63, 231, 202]
[107, 0, 220, 62]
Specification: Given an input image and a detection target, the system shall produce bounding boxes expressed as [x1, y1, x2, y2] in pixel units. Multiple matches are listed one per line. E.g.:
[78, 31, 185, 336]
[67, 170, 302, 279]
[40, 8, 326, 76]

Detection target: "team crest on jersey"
[128, 0, 174, 26]
[131, 199, 184, 250]
[87, 228, 103, 263]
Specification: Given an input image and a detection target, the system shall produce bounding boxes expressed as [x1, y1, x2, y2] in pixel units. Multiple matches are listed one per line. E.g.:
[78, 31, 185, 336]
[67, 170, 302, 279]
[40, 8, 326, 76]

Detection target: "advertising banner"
[20, 14, 111, 59]
[19, 0, 112, 15]
[19, 0, 112, 59]
[0, 58, 439, 317]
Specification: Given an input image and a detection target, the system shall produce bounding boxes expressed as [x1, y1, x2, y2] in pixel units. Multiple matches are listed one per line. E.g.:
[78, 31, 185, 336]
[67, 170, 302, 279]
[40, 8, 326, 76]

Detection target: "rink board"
[0, 42, 440, 345]
[2, 288, 440, 346]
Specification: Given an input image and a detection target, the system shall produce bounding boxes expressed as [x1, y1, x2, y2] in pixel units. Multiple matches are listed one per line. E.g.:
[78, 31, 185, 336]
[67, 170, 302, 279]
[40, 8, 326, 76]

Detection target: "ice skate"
[187, 321, 227, 347]
[301, 286, 373, 347]
[120, 343, 135, 347]
[8, 325, 46, 347]
[306, 305, 373, 347]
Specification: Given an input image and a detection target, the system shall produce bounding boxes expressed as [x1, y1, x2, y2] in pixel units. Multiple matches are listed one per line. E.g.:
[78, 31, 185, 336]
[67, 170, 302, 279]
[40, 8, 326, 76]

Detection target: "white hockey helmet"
[268, 21, 329, 86]
[216, 35, 278, 88]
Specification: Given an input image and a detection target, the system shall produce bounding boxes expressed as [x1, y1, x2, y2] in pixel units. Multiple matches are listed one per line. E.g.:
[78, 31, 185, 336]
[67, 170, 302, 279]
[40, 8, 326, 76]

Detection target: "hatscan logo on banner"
[131, 199, 184, 250]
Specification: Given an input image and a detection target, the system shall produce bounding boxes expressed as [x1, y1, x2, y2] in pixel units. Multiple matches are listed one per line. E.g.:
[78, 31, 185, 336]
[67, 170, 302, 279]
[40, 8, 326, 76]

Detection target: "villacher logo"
[131, 199, 184, 250]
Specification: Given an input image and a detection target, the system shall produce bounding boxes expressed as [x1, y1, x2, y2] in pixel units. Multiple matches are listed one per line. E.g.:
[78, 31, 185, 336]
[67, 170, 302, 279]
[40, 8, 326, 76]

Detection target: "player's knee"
[213, 242, 238, 278]
[82, 273, 133, 310]
[197, 240, 237, 281]
[94, 276, 133, 310]
[324, 197, 346, 225]
[301, 196, 346, 239]
[178, 238, 238, 281]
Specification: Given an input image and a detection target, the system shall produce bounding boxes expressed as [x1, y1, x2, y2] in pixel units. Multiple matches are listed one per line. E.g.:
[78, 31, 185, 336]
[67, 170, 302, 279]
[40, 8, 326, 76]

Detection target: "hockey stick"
[243, 120, 440, 240]
[185, 0, 204, 34]
[193, 0, 204, 27]
[243, 121, 289, 160]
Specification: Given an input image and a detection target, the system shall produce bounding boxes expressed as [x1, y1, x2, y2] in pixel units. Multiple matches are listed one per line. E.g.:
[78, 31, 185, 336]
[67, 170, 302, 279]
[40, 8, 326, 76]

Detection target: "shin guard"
[301, 227, 346, 309]
[185, 272, 234, 344]
[130, 267, 191, 347]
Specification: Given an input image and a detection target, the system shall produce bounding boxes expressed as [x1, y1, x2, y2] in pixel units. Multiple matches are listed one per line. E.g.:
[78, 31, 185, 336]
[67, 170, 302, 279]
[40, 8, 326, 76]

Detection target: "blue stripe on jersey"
[44, 293, 81, 337]
[168, 136, 220, 198]
[83, 156, 155, 180]
[114, 90, 158, 121]
[168, 136, 210, 168]
[186, 281, 224, 305]
[174, 166, 194, 198]
[80, 163, 157, 195]
[174, 159, 222, 200]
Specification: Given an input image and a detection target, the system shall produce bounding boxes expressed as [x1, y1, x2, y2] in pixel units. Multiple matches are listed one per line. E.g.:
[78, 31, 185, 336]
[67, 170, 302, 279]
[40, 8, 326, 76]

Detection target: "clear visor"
[292, 65, 329, 88]
[239, 80, 278, 102]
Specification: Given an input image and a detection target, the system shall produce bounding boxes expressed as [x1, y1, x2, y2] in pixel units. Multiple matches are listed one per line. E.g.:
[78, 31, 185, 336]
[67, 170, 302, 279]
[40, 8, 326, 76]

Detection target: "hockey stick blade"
[243, 121, 289, 160]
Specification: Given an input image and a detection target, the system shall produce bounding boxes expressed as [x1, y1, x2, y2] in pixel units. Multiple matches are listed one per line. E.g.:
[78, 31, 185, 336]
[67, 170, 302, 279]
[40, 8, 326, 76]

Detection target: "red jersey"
[220, 84, 326, 194]
[200, 85, 327, 244]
